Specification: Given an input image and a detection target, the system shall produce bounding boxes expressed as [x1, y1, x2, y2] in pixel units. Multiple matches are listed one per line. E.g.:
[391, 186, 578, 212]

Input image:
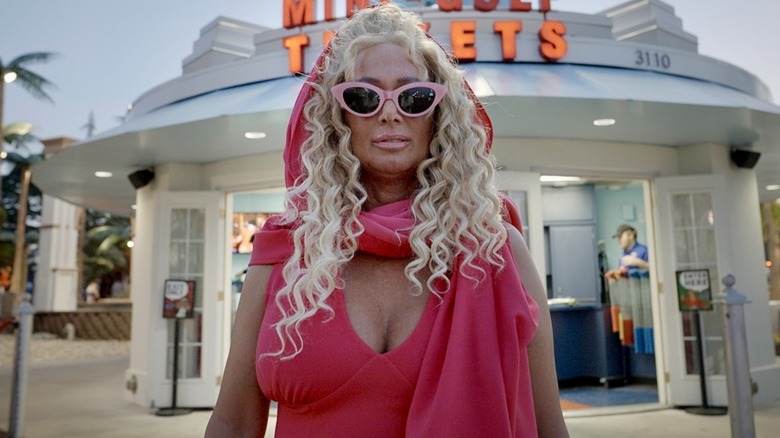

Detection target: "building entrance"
[499, 172, 663, 412]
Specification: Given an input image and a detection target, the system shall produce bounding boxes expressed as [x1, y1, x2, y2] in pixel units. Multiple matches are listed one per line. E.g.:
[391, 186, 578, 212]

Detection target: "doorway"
[530, 175, 662, 412]
[150, 191, 224, 408]
[224, 189, 286, 332]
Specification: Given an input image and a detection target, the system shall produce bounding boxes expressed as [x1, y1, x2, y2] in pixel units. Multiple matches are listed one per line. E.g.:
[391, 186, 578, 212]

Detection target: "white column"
[33, 195, 81, 311]
[126, 185, 155, 406]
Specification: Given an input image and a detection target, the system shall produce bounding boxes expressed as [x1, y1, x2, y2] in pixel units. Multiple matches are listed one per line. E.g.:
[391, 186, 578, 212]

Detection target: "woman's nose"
[378, 99, 402, 122]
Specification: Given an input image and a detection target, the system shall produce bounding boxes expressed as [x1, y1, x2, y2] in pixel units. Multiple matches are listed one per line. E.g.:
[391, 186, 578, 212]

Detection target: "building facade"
[33, 0, 780, 411]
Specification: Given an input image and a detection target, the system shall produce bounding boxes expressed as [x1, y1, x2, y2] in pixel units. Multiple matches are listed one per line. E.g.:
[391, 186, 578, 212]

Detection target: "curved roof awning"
[33, 63, 780, 215]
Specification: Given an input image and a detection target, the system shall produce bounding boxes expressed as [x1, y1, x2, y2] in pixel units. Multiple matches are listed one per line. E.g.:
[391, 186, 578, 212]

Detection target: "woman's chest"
[256, 280, 437, 407]
[340, 253, 431, 354]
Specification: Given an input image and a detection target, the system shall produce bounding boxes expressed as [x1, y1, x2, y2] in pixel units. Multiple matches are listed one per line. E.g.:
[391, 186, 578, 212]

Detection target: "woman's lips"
[373, 134, 410, 150]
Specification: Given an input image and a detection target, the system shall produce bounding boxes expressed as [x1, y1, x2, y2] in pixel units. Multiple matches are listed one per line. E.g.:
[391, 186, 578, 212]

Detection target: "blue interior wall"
[594, 184, 647, 273]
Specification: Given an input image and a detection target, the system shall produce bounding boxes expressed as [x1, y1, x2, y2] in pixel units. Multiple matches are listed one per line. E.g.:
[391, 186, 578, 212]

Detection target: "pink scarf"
[251, 36, 539, 437]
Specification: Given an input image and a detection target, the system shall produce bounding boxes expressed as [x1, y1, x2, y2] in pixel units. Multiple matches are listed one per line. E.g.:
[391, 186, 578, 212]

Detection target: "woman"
[206, 4, 568, 437]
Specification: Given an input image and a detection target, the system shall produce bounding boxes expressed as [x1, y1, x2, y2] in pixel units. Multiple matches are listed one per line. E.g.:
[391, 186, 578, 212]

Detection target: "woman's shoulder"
[243, 264, 278, 305]
[504, 223, 528, 260]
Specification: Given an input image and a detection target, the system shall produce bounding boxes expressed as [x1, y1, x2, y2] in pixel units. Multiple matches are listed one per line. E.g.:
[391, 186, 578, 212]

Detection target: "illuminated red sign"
[282, 0, 568, 72]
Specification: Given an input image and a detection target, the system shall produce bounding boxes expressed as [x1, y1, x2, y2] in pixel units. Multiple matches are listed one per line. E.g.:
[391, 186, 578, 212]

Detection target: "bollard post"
[8, 293, 34, 438]
[719, 275, 756, 438]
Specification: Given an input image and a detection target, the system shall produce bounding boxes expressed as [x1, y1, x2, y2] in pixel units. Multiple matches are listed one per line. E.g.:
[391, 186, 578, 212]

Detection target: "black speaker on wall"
[730, 148, 761, 169]
[128, 168, 155, 189]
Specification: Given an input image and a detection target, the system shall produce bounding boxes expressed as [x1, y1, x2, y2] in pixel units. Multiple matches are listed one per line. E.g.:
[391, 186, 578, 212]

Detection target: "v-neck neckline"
[334, 288, 437, 357]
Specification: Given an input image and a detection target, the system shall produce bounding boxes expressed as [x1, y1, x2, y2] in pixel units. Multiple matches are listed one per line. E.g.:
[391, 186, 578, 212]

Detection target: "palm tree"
[82, 210, 132, 301]
[0, 52, 56, 195]
[1, 53, 55, 300]
[2, 122, 45, 297]
[763, 202, 780, 301]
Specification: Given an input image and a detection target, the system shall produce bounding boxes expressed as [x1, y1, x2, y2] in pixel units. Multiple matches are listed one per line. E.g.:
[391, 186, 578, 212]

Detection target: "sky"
[2, 0, 779, 141]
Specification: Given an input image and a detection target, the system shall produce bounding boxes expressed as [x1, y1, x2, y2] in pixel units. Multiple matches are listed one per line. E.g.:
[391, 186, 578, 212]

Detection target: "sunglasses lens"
[398, 87, 437, 114]
[342, 87, 381, 115]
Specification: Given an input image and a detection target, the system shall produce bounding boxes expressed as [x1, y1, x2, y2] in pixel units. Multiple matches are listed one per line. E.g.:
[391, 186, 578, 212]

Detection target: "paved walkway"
[1, 335, 780, 437]
[0, 333, 130, 367]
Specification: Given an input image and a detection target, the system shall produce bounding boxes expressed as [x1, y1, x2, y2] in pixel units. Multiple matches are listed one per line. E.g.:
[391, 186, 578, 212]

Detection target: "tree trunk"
[76, 206, 86, 305]
[10, 162, 31, 296]
[0, 80, 6, 197]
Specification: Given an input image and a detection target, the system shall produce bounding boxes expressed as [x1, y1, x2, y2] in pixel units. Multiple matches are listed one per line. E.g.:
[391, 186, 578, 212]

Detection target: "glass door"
[654, 175, 729, 406]
[152, 191, 224, 407]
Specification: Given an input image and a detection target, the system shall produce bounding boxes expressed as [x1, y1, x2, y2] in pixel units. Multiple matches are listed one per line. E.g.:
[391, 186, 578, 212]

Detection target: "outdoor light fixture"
[94, 171, 113, 178]
[244, 131, 267, 139]
[540, 175, 583, 182]
[593, 118, 616, 127]
[3, 72, 17, 83]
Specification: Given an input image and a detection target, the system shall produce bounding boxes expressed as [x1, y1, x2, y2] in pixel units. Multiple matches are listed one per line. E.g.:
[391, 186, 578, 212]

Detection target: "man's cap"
[613, 224, 635, 238]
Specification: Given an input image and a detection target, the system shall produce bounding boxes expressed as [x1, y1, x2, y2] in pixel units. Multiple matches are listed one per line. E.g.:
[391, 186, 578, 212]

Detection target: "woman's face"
[343, 43, 434, 189]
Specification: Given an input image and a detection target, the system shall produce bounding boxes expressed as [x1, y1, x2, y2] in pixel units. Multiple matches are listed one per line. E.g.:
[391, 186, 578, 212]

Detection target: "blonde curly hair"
[270, 3, 507, 359]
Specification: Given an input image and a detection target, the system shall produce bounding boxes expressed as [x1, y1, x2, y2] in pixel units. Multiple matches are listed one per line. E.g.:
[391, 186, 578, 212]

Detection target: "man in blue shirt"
[605, 224, 649, 278]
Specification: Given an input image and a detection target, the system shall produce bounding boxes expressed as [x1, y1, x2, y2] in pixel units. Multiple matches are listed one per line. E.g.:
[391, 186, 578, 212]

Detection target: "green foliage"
[1, 52, 56, 291]
[2, 124, 43, 268]
[1, 52, 57, 102]
[761, 202, 780, 243]
[82, 209, 131, 289]
[85, 208, 129, 229]
[1, 165, 42, 235]
[0, 241, 12, 267]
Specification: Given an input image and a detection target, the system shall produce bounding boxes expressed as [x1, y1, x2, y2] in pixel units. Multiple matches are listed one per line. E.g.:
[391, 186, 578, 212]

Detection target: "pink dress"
[256, 263, 437, 436]
[251, 200, 540, 437]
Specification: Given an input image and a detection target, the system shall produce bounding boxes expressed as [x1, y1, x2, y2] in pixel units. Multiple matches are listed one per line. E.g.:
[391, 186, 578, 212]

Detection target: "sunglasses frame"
[331, 81, 447, 118]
